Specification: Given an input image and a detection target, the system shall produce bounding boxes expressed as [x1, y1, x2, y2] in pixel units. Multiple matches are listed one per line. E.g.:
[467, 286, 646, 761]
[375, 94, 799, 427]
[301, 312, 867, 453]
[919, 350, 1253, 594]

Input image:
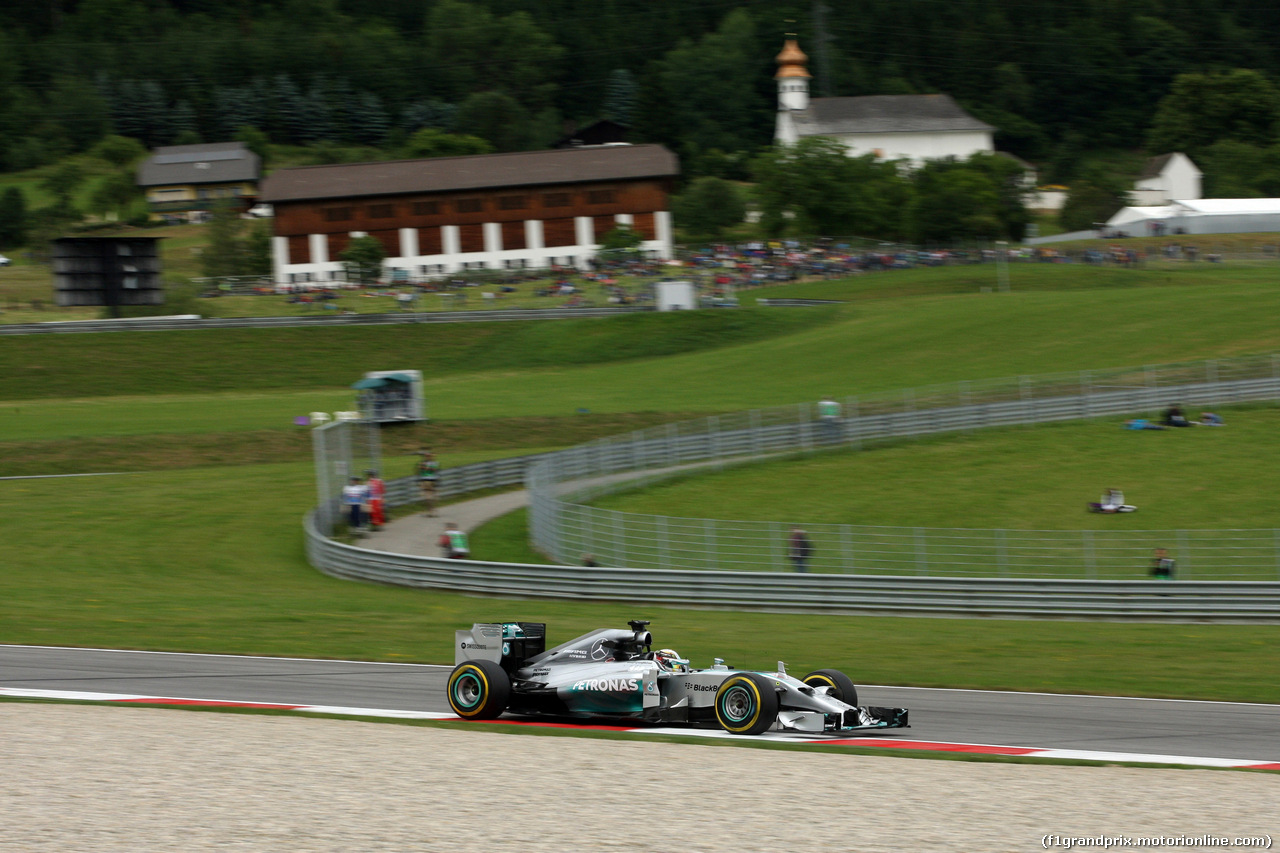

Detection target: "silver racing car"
[447, 620, 908, 735]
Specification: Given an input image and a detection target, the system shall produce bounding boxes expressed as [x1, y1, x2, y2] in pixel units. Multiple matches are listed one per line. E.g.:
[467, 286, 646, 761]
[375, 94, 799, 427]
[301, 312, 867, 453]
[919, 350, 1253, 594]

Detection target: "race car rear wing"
[455, 622, 547, 669]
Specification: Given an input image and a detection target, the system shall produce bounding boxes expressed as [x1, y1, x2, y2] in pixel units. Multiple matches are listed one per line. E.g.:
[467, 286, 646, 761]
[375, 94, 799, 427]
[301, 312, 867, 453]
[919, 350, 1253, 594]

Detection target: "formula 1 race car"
[447, 620, 908, 736]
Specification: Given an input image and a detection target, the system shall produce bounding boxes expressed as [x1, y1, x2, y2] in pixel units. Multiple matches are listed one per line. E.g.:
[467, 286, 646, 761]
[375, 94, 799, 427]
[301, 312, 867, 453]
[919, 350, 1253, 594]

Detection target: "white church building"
[773, 39, 995, 165]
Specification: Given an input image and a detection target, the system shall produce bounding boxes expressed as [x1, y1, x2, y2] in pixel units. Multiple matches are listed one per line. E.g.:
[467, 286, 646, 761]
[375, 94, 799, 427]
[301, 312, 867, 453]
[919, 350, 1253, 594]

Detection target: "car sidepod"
[543, 661, 661, 718]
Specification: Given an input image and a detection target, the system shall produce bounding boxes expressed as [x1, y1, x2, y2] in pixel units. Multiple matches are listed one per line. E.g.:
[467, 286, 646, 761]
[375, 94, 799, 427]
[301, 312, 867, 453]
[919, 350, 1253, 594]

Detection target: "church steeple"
[775, 38, 810, 112]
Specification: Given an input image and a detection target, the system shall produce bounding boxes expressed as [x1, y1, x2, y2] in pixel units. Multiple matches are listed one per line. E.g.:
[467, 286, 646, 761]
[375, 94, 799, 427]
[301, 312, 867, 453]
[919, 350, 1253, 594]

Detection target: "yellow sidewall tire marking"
[451, 665, 489, 718]
[722, 677, 762, 733]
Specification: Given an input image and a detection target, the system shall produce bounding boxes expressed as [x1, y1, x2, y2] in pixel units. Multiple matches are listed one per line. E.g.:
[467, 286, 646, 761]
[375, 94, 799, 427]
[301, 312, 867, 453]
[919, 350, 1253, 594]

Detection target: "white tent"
[1106, 198, 1280, 236]
[1107, 205, 1178, 228]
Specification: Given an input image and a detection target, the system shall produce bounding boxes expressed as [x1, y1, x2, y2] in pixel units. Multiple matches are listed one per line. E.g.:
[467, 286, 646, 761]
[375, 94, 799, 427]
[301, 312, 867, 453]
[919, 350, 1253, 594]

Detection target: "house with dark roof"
[136, 141, 261, 222]
[257, 144, 679, 283]
[773, 39, 995, 164]
[1132, 152, 1201, 206]
[553, 119, 630, 149]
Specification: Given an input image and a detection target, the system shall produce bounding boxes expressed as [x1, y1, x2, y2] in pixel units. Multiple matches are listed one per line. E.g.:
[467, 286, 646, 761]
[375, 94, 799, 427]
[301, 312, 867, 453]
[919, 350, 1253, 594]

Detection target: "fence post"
[658, 515, 670, 570]
[771, 521, 784, 571]
[1081, 370, 1091, 418]
[799, 402, 813, 453]
[914, 528, 928, 575]
[1020, 376, 1033, 424]
[841, 524, 854, 574]
[582, 506, 594, 563]
[705, 518, 717, 571]
[710, 415, 723, 470]
[750, 409, 762, 457]
[1177, 529, 1191, 579]
[614, 511, 627, 568]
[849, 397, 861, 450]
[312, 424, 332, 536]
[996, 529, 1008, 578]
[1082, 529, 1096, 580]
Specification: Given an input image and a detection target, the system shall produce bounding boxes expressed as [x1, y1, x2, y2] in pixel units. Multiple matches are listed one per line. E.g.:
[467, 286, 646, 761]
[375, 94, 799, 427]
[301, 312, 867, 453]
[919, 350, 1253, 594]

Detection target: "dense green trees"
[7, 1, 1280, 242]
[671, 177, 747, 239]
[1060, 168, 1134, 233]
[0, 1, 1278, 175]
[1147, 70, 1280, 156]
[341, 235, 387, 285]
[752, 140, 1028, 242]
[201, 202, 271, 280]
[0, 187, 26, 248]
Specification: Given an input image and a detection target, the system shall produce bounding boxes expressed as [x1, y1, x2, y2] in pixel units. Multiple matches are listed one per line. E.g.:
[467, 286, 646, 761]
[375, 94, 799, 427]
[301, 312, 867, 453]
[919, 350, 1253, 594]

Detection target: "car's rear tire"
[447, 659, 510, 720]
[714, 673, 779, 735]
[802, 669, 858, 706]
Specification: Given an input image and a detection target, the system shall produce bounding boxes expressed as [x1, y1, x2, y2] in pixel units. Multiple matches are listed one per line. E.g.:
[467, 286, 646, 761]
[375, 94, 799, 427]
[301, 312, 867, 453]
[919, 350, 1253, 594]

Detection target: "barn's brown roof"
[261, 144, 678, 203]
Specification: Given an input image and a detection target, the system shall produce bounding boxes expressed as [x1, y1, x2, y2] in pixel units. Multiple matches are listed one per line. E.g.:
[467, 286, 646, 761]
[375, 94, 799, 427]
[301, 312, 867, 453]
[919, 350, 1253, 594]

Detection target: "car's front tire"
[802, 669, 858, 706]
[714, 673, 779, 735]
[447, 659, 510, 720]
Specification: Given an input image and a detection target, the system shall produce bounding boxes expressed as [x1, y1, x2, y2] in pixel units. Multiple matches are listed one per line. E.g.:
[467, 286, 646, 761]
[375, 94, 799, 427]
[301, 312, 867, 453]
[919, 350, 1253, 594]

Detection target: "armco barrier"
[527, 373, 1280, 579]
[304, 514, 1280, 621]
[0, 306, 651, 335]
[306, 358, 1280, 620]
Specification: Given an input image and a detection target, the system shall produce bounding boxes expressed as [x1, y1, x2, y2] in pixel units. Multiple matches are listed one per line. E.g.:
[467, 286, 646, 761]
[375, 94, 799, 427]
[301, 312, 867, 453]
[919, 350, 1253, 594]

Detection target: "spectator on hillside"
[438, 522, 470, 559]
[342, 476, 369, 533]
[787, 526, 813, 573]
[1149, 547, 1176, 579]
[416, 450, 439, 517]
[1090, 488, 1136, 513]
[365, 469, 386, 531]
[1161, 404, 1192, 427]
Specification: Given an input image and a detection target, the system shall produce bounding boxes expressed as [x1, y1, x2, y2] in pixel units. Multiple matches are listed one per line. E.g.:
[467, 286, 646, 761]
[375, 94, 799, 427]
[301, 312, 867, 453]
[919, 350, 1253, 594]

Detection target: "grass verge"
[2, 463, 1279, 703]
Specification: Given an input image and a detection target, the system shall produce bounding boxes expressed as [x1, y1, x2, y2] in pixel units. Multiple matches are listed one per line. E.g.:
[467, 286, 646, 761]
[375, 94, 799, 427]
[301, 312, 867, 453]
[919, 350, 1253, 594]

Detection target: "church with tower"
[773, 39, 996, 166]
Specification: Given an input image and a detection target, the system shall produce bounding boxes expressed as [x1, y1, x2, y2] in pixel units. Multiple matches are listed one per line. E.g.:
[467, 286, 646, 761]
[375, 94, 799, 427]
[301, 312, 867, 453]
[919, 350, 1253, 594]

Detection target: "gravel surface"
[4, 705, 1276, 853]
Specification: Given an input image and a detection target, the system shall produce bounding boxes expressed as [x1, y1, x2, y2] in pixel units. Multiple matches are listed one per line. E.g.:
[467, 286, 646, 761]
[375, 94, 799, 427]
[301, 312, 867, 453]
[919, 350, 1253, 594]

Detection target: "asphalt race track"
[3, 644, 1278, 766]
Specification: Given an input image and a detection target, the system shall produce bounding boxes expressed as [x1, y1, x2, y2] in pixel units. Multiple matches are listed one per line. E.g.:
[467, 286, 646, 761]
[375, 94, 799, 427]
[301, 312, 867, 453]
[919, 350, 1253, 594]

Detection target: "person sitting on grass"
[1149, 547, 1176, 579]
[1089, 488, 1136, 513]
[1125, 418, 1166, 430]
[1161, 404, 1192, 427]
[1199, 411, 1225, 426]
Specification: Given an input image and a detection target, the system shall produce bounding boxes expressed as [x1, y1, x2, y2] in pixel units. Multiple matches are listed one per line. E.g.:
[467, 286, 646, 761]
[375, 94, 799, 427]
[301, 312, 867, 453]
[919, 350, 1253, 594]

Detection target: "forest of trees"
[6, 0, 1280, 241]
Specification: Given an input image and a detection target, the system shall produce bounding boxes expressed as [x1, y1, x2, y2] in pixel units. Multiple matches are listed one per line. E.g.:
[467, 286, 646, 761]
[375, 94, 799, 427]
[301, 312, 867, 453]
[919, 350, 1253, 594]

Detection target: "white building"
[1106, 198, 1280, 236]
[259, 145, 679, 283]
[773, 39, 995, 165]
[1132, 153, 1202, 206]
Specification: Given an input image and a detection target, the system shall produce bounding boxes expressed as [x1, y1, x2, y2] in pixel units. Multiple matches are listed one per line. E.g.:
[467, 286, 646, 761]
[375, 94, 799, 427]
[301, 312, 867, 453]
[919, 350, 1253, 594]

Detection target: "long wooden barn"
[258, 144, 679, 284]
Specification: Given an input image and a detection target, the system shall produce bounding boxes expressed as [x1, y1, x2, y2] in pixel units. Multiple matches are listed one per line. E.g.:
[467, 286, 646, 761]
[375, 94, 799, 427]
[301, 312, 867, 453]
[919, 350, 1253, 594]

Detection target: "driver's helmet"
[652, 648, 690, 673]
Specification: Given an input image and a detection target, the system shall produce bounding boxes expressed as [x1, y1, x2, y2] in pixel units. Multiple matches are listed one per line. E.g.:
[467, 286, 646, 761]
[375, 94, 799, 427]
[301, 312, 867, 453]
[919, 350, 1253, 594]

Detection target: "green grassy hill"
[3, 261, 1280, 703]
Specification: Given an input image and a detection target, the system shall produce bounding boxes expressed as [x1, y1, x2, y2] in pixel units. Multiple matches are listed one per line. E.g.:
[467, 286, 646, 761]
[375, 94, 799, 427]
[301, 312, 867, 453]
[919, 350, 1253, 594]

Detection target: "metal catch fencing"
[312, 418, 382, 536]
[527, 355, 1280, 580]
[303, 522, 1280, 621]
[311, 419, 555, 535]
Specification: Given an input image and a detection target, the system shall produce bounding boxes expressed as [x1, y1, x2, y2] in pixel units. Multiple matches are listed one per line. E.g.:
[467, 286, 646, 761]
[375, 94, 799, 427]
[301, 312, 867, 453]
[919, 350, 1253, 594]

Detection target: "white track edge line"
[3, 646, 1276, 708]
[4, 687, 1277, 770]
